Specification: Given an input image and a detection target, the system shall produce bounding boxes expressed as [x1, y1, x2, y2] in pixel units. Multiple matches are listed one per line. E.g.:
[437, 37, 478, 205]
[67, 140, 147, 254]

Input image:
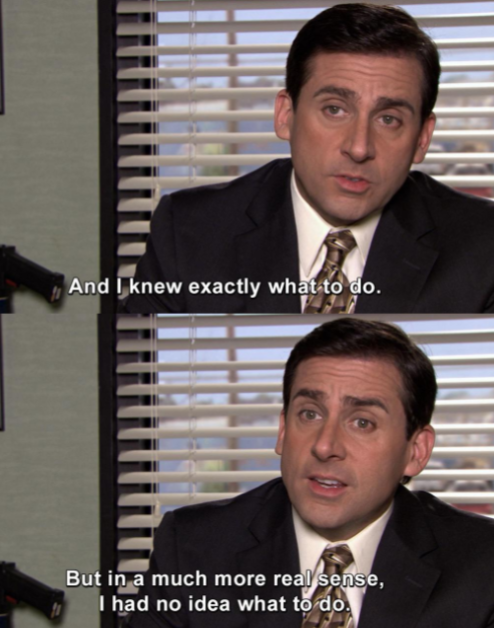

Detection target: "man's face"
[274, 53, 436, 226]
[275, 356, 434, 540]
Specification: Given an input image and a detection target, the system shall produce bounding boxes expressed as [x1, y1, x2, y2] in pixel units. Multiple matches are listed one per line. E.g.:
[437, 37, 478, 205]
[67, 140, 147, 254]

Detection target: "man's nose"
[311, 419, 346, 461]
[341, 116, 375, 163]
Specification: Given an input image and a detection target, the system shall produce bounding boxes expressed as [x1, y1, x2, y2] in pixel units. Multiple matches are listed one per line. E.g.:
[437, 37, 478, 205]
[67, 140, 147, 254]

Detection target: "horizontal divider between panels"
[116, 330, 494, 352]
[116, 0, 490, 14]
[117, 14, 494, 36]
[117, 424, 494, 439]
[117, 446, 494, 463]
[116, 314, 488, 329]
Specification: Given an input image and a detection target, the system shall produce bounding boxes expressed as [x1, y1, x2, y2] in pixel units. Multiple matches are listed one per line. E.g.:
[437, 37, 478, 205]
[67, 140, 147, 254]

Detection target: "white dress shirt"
[292, 504, 393, 626]
[291, 171, 382, 310]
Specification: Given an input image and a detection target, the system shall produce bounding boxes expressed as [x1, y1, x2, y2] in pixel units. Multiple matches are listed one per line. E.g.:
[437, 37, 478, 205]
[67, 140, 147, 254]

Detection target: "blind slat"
[118, 130, 494, 145]
[117, 84, 494, 102]
[117, 60, 494, 80]
[118, 174, 494, 191]
[118, 446, 494, 463]
[118, 153, 494, 169]
[116, 354, 494, 373]
[117, 0, 494, 13]
[117, 38, 494, 57]
[117, 14, 494, 36]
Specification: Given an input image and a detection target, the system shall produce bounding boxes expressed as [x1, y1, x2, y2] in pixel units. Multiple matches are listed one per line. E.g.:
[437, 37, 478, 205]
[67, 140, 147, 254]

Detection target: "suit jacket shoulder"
[358, 171, 494, 313]
[123, 160, 299, 313]
[359, 485, 494, 628]
[124, 479, 301, 628]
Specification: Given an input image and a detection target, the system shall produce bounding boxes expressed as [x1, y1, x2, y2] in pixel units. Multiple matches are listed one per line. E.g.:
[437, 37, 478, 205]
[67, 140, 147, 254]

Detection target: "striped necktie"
[304, 230, 357, 314]
[302, 545, 355, 628]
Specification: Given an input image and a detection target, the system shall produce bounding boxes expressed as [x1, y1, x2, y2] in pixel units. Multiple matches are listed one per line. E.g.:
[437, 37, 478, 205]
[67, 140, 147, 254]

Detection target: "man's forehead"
[290, 355, 405, 398]
[303, 51, 424, 100]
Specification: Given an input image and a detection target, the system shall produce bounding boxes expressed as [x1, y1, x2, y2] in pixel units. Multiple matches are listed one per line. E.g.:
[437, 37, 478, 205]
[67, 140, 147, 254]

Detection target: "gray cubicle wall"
[0, 1, 100, 626]
[0, 0, 100, 315]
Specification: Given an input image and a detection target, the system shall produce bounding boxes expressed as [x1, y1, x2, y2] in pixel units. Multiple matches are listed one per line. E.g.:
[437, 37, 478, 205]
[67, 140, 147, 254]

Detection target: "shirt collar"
[291, 169, 382, 278]
[292, 501, 393, 578]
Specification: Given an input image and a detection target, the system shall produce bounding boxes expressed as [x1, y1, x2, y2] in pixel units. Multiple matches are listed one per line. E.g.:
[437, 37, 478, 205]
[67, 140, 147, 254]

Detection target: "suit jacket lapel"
[236, 480, 301, 628]
[358, 487, 441, 628]
[357, 175, 439, 313]
[235, 160, 300, 313]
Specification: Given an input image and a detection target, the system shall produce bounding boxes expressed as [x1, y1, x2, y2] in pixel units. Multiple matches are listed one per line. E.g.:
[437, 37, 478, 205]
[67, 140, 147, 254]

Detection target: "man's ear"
[275, 411, 287, 456]
[274, 90, 294, 141]
[412, 113, 436, 164]
[403, 424, 435, 479]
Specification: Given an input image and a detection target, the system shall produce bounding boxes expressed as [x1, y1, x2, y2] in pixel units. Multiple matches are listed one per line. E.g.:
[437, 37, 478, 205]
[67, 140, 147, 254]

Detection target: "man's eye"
[325, 105, 343, 115]
[354, 418, 374, 430]
[381, 115, 400, 127]
[300, 409, 320, 421]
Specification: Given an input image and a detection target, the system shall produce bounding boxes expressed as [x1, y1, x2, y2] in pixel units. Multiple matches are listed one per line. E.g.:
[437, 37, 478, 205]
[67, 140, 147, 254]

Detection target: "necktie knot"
[325, 231, 357, 256]
[322, 545, 354, 573]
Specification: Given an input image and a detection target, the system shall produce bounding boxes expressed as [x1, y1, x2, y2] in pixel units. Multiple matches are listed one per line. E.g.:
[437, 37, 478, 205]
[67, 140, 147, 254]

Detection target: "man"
[123, 4, 494, 314]
[123, 319, 494, 627]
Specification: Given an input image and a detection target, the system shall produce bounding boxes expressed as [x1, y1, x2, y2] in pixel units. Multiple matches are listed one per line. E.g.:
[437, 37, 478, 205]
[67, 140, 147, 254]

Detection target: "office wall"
[0, 1, 100, 627]
[0, 315, 99, 627]
[0, 0, 100, 315]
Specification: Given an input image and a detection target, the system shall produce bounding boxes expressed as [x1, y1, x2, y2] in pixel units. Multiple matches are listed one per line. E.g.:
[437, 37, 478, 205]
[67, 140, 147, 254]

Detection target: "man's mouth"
[334, 174, 371, 194]
[309, 476, 348, 495]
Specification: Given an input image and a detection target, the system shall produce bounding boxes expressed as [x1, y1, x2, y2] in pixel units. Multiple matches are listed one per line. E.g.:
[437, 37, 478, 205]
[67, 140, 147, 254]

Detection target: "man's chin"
[316, 202, 376, 227]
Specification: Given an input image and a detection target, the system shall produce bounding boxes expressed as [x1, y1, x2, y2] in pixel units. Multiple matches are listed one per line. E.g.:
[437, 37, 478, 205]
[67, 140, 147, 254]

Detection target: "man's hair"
[283, 318, 437, 439]
[286, 3, 441, 123]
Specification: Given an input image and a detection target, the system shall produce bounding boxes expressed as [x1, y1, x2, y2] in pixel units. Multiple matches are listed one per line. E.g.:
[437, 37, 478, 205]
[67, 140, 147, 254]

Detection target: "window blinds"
[114, 314, 494, 592]
[115, 0, 494, 293]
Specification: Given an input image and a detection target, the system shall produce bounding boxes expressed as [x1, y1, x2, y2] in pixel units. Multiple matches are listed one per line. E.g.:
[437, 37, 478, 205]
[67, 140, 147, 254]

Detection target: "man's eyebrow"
[291, 388, 327, 402]
[344, 395, 389, 413]
[312, 87, 416, 116]
[374, 96, 415, 115]
[313, 85, 357, 100]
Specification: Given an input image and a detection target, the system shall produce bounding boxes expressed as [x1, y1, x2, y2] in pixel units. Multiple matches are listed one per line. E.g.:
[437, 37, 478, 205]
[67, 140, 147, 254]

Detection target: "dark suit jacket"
[123, 160, 494, 313]
[124, 478, 494, 628]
